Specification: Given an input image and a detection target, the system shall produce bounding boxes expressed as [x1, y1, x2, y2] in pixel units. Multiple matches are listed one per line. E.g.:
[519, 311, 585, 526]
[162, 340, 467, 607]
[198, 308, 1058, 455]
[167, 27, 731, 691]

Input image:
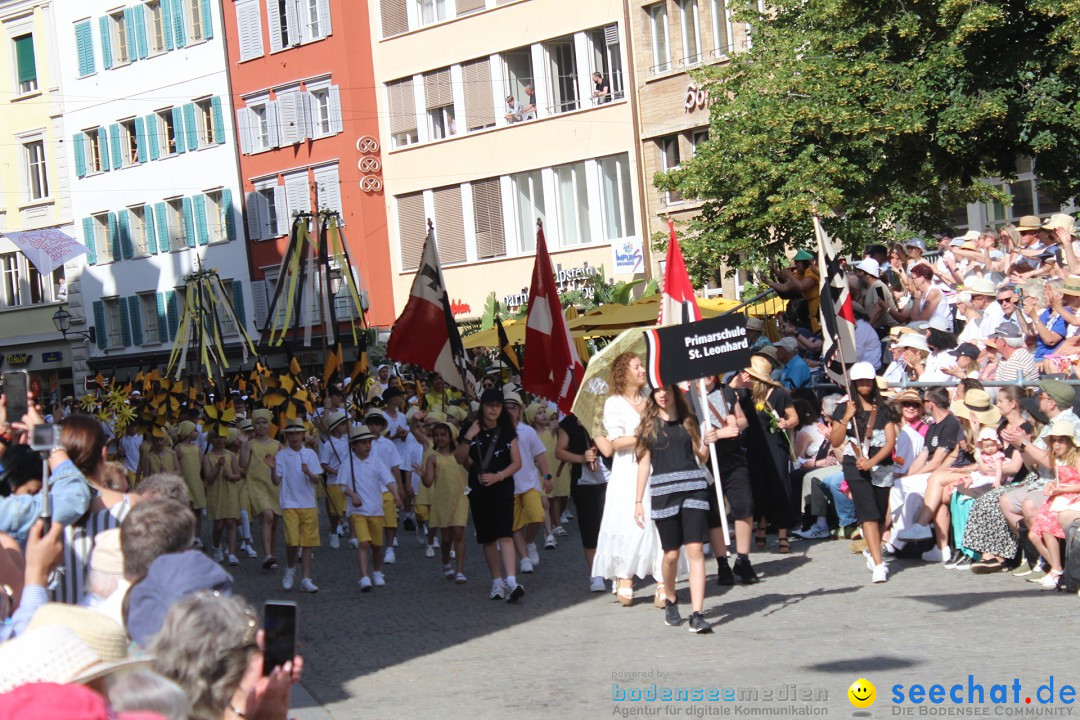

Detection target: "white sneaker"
[863, 549, 891, 571]
[490, 580, 506, 600]
[282, 567, 296, 590]
[384, 547, 396, 564]
[520, 557, 534, 574]
[872, 563, 889, 583]
[449, 550, 456, 559]
[590, 576, 606, 592]
[792, 524, 831, 540]
[553, 526, 568, 537]
[244, 542, 258, 558]
[227, 554, 239, 566]
[544, 534, 557, 550]
[329, 534, 340, 549]
[299, 577, 319, 593]
[425, 545, 435, 558]
[527, 543, 540, 565]
[349, 538, 359, 549]
[898, 523, 934, 541]
[393, 537, 399, 547]
[213, 547, 224, 563]
[372, 571, 386, 587]
[921, 545, 951, 563]
[432, 536, 440, 549]
[359, 576, 373, 592]
[560, 511, 572, 523]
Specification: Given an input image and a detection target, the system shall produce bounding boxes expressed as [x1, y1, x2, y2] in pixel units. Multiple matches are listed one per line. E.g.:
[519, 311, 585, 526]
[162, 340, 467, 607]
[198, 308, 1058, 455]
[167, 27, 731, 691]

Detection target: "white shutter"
[284, 172, 310, 217]
[328, 85, 343, 134]
[250, 279, 269, 328]
[313, 164, 342, 217]
[285, 0, 301, 45]
[266, 100, 280, 147]
[274, 185, 289, 235]
[236, 108, 252, 154]
[265, 0, 283, 52]
[298, 91, 312, 138]
[317, 0, 331, 35]
[277, 92, 301, 144]
[236, 0, 264, 60]
[245, 190, 264, 240]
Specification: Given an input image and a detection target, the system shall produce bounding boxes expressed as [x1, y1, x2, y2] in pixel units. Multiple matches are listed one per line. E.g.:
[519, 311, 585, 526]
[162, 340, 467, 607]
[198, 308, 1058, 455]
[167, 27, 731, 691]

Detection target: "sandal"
[616, 579, 634, 606]
[777, 537, 791, 554]
[443, 564, 455, 579]
[455, 573, 467, 584]
[262, 556, 278, 571]
[653, 584, 667, 609]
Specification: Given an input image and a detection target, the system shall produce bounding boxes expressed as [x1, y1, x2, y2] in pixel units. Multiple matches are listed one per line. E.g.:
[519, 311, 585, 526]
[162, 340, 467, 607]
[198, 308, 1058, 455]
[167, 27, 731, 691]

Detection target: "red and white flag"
[815, 216, 857, 384]
[658, 219, 702, 327]
[522, 224, 584, 413]
[386, 221, 474, 396]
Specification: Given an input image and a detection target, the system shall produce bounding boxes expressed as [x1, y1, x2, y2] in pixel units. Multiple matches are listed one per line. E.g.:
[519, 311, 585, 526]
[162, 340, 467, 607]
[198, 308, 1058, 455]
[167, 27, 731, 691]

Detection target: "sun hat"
[176, 421, 196, 439]
[746, 316, 764, 331]
[405, 406, 425, 422]
[0, 626, 149, 693]
[849, 362, 876, 381]
[893, 389, 923, 405]
[239, 418, 253, 432]
[363, 409, 387, 425]
[948, 237, 965, 247]
[425, 411, 448, 424]
[965, 277, 996, 296]
[348, 425, 375, 443]
[752, 344, 780, 369]
[855, 258, 880, 277]
[502, 390, 524, 406]
[950, 389, 1001, 426]
[742, 356, 780, 387]
[977, 426, 1001, 443]
[1043, 213, 1076, 234]
[126, 550, 234, 648]
[1060, 276, 1080, 297]
[774, 337, 798, 353]
[1016, 215, 1043, 231]
[252, 409, 273, 422]
[896, 333, 930, 353]
[27, 604, 130, 665]
[282, 419, 306, 433]
[1045, 419, 1077, 441]
[88, 528, 123, 578]
[1040, 378, 1076, 410]
[963, 230, 981, 242]
[889, 326, 916, 339]
[326, 410, 348, 432]
[904, 237, 926, 251]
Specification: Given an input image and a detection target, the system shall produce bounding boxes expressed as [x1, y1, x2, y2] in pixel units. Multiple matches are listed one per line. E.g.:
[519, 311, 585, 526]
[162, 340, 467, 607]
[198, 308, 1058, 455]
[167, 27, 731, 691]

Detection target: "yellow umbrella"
[564, 306, 590, 363]
[462, 318, 525, 349]
[567, 296, 741, 337]
[569, 327, 648, 438]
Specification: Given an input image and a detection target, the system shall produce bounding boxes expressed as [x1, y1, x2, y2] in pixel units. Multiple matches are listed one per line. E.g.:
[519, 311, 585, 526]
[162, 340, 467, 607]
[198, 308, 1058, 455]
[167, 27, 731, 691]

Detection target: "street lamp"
[52, 308, 96, 344]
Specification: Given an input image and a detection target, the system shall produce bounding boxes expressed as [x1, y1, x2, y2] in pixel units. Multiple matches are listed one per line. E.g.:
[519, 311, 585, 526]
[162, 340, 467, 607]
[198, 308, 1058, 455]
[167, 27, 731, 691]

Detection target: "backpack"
[1061, 519, 1080, 594]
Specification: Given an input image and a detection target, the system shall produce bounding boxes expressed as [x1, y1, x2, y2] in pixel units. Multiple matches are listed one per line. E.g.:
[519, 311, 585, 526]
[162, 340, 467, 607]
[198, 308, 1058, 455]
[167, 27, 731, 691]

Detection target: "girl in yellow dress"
[137, 429, 179, 478]
[239, 409, 282, 569]
[174, 420, 207, 545]
[423, 420, 469, 583]
[528, 403, 569, 548]
[204, 431, 243, 565]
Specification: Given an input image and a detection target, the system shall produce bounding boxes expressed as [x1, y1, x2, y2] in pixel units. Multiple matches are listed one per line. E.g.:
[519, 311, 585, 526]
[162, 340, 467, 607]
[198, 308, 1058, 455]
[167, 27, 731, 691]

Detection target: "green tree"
[658, 0, 1080, 284]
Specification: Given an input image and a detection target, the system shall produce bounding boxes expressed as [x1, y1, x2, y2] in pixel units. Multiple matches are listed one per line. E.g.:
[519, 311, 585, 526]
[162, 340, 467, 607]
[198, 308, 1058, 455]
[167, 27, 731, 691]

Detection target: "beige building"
[626, 0, 753, 296]
[368, 0, 645, 319]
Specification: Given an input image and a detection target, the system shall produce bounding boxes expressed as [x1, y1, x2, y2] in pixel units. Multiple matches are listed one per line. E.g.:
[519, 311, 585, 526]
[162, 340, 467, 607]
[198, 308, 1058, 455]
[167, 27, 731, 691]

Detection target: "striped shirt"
[51, 495, 131, 605]
[994, 348, 1039, 382]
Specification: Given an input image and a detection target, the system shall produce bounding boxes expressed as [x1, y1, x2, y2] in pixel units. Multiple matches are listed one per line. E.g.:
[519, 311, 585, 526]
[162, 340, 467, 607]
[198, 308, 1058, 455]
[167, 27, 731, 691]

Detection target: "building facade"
[369, 0, 645, 319]
[222, 0, 395, 339]
[0, 0, 77, 398]
[54, 0, 252, 386]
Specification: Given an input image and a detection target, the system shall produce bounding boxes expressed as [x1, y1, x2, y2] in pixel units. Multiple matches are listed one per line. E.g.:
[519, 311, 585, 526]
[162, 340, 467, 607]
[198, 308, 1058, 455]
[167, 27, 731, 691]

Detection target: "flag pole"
[697, 377, 730, 553]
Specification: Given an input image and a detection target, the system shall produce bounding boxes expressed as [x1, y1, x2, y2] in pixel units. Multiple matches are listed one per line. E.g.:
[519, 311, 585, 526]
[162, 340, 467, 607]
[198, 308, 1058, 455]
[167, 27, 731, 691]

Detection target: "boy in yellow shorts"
[267, 419, 323, 593]
[342, 425, 401, 592]
[318, 410, 350, 550]
[364, 409, 405, 563]
[503, 392, 551, 574]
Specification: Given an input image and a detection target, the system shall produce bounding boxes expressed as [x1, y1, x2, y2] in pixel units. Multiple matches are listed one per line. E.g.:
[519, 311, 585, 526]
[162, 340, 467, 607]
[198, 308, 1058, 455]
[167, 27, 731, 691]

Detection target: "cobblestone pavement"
[226, 519, 1080, 720]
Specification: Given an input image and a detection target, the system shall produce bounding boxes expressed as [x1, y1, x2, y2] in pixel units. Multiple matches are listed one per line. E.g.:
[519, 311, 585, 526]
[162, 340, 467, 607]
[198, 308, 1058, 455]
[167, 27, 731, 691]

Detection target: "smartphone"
[2, 371, 28, 424]
[262, 600, 297, 675]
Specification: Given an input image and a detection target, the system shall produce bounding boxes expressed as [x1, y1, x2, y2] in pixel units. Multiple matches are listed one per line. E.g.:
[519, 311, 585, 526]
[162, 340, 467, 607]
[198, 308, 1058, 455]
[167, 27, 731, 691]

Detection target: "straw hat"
[743, 356, 779, 387]
[752, 344, 780, 369]
[1060, 276, 1080, 297]
[348, 425, 375, 443]
[1045, 419, 1077, 441]
[252, 409, 273, 422]
[282, 419, 306, 433]
[965, 277, 996, 296]
[892, 389, 923, 405]
[1016, 215, 1042, 231]
[1042, 213, 1075, 234]
[28, 603, 130, 664]
[0, 625, 148, 693]
[326, 410, 349, 431]
[950, 389, 1001, 426]
[896, 333, 930, 353]
[746, 316, 764, 331]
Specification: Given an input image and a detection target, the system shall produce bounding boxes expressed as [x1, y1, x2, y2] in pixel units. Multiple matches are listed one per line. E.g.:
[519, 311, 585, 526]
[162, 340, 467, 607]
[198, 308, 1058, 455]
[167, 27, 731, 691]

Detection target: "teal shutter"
[202, 0, 214, 39]
[171, 0, 186, 47]
[210, 97, 224, 144]
[14, 35, 36, 85]
[128, 297, 144, 345]
[232, 281, 246, 331]
[99, 16, 113, 69]
[83, 217, 97, 265]
[124, 8, 137, 61]
[93, 301, 107, 349]
[109, 123, 122, 168]
[172, 106, 186, 153]
[98, 126, 110, 171]
[146, 114, 160, 159]
[73, 134, 87, 177]
[166, 290, 180, 337]
[193, 194, 209, 245]
[155, 202, 170, 251]
[119, 298, 132, 346]
[182, 196, 196, 247]
[75, 22, 95, 76]
[156, 293, 168, 341]
[162, 0, 174, 50]
[134, 5, 148, 58]
[183, 103, 198, 150]
[134, 117, 147, 162]
[222, 188, 235, 240]
[145, 204, 158, 253]
[108, 212, 121, 260]
[118, 210, 134, 259]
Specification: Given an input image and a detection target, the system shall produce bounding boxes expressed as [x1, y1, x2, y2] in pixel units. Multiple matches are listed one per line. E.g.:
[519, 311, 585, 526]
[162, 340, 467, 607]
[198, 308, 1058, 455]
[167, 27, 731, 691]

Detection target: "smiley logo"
[848, 678, 876, 708]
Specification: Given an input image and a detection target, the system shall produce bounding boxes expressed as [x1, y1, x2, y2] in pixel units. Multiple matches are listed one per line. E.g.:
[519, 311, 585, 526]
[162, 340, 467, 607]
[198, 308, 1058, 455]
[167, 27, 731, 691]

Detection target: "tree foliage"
[658, 0, 1080, 283]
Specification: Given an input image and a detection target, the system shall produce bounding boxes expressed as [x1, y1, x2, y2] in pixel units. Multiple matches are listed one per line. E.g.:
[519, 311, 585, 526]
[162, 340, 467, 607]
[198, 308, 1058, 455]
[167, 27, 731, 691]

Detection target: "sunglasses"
[998, 297, 1017, 303]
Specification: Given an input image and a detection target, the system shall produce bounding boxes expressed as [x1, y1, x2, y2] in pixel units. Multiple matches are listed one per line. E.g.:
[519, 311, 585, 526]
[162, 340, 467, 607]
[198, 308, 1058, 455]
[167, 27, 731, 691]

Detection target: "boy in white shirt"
[503, 392, 551, 574]
[364, 409, 405, 563]
[318, 411, 350, 549]
[341, 425, 401, 591]
[267, 420, 323, 592]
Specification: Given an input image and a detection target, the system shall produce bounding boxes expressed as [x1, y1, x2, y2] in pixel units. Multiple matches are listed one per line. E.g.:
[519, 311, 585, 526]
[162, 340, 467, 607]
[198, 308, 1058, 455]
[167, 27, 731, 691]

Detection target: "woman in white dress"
[591, 352, 666, 607]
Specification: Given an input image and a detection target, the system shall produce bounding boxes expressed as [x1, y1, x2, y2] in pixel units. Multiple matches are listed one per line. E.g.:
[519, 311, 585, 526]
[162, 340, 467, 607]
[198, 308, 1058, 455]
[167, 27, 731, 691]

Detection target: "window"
[196, 98, 218, 146]
[511, 170, 545, 252]
[75, 21, 96, 76]
[157, 108, 178, 155]
[268, 0, 298, 50]
[588, 25, 624, 103]
[649, 3, 671, 73]
[13, 35, 37, 93]
[314, 164, 342, 217]
[387, 78, 418, 148]
[283, 171, 310, 219]
[554, 161, 590, 247]
[545, 37, 578, 115]
[186, 0, 206, 41]
[220, 280, 237, 334]
[711, 0, 732, 56]
[691, 129, 709, 154]
[111, 11, 132, 65]
[166, 198, 186, 250]
[1, 253, 21, 308]
[22, 140, 48, 201]
[425, 68, 455, 140]
[252, 103, 272, 150]
[503, 49, 535, 122]
[396, 192, 426, 271]
[433, 186, 466, 263]
[418, 0, 447, 26]
[0, 251, 59, 308]
[105, 298, 124, 347]
[302, 0, 331, 42]
[93, 212, 116, 263]
[125, 205, 147, 255]
[472, 178, 506, 259]
[659, 135, 682, 204]
[84, 129, 105, 174]
[246, 182, 286, 240]
[679, 0, 702, 65]
[462, 58, 495, 132]
[599, 154, 635, 240]
[27, 265, 63, 305]
[118, 119, 138, 167]
[381, 0, 408, 37]
[139, 293, 161, 343]
[309, 87, 332, 136]
[147, 0, 167, 53]
[204, 190, 226, 242]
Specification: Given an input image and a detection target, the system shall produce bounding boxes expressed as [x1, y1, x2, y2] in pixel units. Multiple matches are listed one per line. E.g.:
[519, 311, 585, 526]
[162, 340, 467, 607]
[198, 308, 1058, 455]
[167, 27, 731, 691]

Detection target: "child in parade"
[203, 431, 243, 565]
[266, 420, 323, 592]
[341, 425, 401, 591]
[238, 409, 283, 569]
[423, 419, 470, 582]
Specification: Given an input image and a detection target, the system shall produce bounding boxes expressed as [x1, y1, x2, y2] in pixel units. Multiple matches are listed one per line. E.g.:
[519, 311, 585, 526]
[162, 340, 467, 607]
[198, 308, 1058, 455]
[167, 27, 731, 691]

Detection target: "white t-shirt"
[119, 434, 141, 473]
[513, 422, 545, 495]
[372, 436, 402, 478]
[340, 453, 396, 517]
[895, 425, 925, 477]
[319, 435, 349, 486]
[402, 433, 427, 494]
[275, 446, 322, 510]
[384, 410, 409, 455]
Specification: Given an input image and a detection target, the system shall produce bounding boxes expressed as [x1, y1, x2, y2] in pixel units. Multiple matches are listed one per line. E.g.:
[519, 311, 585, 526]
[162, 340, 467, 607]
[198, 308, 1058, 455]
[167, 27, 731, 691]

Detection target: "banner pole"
[697, 377, 730, 552]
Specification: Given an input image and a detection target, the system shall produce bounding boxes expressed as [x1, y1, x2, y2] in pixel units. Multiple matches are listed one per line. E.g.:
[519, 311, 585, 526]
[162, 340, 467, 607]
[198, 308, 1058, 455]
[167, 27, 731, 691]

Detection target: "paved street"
[227, 518, 1079, 720]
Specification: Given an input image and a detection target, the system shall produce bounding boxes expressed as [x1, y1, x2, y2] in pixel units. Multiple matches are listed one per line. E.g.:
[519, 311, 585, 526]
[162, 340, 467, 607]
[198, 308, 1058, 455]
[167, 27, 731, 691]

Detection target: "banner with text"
[644, 314, 751, 388]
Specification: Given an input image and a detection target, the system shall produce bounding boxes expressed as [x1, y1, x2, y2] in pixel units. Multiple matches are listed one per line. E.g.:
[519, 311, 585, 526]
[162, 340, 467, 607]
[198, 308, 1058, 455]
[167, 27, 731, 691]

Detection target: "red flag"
[522, 223, 584, 413]
[658, 219, 702, 326]
[386, 221, 475, 396]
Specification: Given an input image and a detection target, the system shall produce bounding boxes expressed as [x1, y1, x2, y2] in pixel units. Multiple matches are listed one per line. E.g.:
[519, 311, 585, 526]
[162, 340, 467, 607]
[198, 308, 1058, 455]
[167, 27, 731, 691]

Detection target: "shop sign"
[684, 84, 709, 111]
[6, 354, 31, 367]
[503, 263, 598, 309]
[451, 299, 472, 316]
[612, 239, 644, 274]
[42, 352, 63, 363]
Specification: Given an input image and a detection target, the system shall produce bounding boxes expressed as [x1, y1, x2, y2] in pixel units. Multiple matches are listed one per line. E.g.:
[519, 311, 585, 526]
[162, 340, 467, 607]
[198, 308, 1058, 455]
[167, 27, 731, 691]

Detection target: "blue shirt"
[781, 354, 812, 389]
[1034, 308, 1068, 359]
[0, 460, 92, 544]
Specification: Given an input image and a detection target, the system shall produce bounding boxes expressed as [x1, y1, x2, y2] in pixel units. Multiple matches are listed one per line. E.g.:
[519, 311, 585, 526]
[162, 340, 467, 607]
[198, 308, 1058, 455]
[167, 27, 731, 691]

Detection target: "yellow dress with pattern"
[246, 438, 282, 515]
[206, 449, 242, 520]
[428, 451, 469, 528]
[176, 443, 207, 510]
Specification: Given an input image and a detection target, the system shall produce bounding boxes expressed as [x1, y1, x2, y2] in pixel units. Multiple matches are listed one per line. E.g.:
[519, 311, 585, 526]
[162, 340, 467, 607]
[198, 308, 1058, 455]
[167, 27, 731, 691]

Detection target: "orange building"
[221, 0, 394, 337]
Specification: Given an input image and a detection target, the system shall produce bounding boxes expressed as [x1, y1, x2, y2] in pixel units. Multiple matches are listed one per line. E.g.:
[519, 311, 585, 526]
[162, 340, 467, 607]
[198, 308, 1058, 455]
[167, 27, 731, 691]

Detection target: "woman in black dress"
[634, 386, 718, 634]
[455, 388, 523, 602]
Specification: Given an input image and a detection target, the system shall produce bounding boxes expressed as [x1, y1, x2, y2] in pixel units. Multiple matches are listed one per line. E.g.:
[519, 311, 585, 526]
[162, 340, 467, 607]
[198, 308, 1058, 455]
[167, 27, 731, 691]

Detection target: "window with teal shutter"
[119, 299, 132, 346]
[134, 5, 149, 58]
[171, 0, 186, 47]
[193, 194, 209, 245]
[183, 103, 198, 150]
[222, 189, 235, 240]
[118, 211, 134, 259]
[108, 213, 121, 260]
[127, 297, 144, 345]
[201, 0, 214, 39]
[182, 197, 195, 247]
[166, 290, 180, 337]
[73, 134, 87, 177]
[109, 124, 122, 168]
[146, 114, 160, 160]
[99, 16, 113, 69]
[156, 293, 168, 341]
[134, 117, 147, 162]
[232, 281, 246, 331]
[98, 127, 110, 171]
[123, 8, 137, 61]
[145, 204, 158, 253]
[14, 35, 36, 91]
[75, 22, 96, 76]
[172, 107, 186, 153]
[93, 301, 107, 349]
[155, 202, 170, 251]
[162, 0, 174, 50]
[83, 217, 97, 265]
[210, 97, 225, 144]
